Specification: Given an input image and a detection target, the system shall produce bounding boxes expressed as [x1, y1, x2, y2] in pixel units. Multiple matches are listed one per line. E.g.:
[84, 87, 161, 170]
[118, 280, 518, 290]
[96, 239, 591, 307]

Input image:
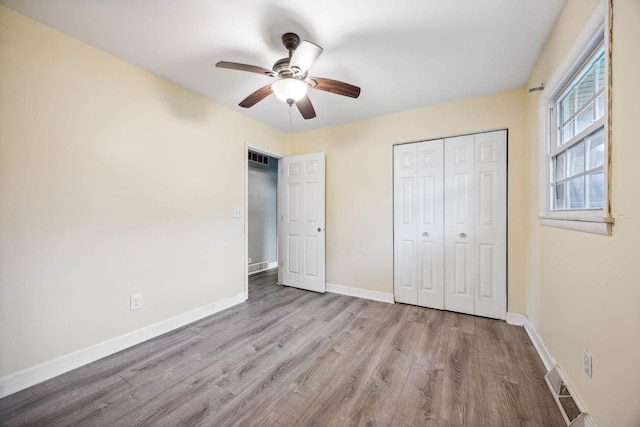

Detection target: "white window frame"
[538, 0, 613, 235]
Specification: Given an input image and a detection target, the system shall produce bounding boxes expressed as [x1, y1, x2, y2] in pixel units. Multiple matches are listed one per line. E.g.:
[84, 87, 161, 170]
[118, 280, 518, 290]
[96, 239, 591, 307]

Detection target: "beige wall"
[0, 6, 286, 376]
[288, 88, 528, 313]
[525, 1, 640, 426]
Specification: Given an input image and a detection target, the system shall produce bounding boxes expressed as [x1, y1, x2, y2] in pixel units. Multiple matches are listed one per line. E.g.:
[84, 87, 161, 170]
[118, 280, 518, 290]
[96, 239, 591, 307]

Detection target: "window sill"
[538, 214, 614, 235]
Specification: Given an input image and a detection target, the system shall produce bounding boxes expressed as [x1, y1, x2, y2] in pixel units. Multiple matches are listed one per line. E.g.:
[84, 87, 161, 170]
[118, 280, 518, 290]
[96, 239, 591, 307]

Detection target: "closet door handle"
[459, 232, 467, 238]
[422, 232, 429, 237]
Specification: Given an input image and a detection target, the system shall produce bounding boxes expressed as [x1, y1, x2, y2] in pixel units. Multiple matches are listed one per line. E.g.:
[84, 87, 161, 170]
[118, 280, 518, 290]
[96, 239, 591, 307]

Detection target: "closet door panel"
[417, 140, 444, 309]
[393, 144, 418, 304]
[444, 135, 475, 315]
[473, 130, 507, 319]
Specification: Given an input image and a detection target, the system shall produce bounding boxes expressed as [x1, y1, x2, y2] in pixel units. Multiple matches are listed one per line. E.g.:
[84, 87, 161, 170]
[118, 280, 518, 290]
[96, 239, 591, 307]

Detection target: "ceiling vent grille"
[248, 151, 269, 165]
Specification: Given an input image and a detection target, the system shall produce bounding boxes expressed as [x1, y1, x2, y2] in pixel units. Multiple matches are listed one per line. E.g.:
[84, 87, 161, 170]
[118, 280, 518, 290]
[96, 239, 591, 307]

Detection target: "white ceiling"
[1, 0, 566, 133]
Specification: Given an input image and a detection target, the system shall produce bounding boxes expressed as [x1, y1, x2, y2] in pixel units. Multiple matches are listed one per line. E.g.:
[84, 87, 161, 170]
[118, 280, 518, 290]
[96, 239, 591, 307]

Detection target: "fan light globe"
[271, 78, 308, 104]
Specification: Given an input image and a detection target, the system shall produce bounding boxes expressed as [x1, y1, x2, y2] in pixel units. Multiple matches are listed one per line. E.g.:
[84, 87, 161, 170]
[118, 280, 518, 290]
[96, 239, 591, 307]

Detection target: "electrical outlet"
[248, 257, 252, 264]
[130, 294, 142, 311]
[583, 350, 592, 378]
[233, 207, 242, 218]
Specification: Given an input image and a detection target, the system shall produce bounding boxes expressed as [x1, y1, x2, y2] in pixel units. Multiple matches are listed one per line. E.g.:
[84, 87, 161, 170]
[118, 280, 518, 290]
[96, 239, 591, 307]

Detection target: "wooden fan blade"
[296, 95, 316, 120]
[239, 85, 273, 108]
[216, 61, 275, 77]
[290, 41, 323, 75]
[310, 77, 361, 98]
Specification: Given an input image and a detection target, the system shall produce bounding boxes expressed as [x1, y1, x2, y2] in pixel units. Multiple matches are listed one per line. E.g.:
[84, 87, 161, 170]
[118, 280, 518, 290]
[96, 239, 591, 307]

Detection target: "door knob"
[460, 232, 467, 238]
[317, 227, 322, 232]
[422, 232, 429, 237]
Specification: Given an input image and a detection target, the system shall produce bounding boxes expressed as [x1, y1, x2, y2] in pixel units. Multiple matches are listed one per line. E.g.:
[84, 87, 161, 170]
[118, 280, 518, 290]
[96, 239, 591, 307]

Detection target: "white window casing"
[538, 0, 613, 235]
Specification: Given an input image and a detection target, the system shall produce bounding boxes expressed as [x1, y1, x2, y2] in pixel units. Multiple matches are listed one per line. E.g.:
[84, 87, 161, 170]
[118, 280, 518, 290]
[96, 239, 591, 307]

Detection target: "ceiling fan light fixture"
[216, 32, 360, 119]
[271, 78, 308, 104]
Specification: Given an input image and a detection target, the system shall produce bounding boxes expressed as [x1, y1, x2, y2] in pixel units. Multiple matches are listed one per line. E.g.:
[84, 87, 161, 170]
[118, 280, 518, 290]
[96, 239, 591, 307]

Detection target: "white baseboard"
[523, 322, 556, 372]
[0, 292, 247, 399]
[326, 283, 395, 304]
[506, 312, 528, 326]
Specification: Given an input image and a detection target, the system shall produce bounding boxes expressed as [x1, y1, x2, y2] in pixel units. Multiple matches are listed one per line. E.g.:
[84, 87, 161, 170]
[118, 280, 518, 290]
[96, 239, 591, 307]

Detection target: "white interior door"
[394, 140, 445, 307]
[444, 135, 475, 315]
[279, 153, 326, 293]
[473, 130, 507, 319]
[417, 140, 445, 309]
[393, 144, 418, 304]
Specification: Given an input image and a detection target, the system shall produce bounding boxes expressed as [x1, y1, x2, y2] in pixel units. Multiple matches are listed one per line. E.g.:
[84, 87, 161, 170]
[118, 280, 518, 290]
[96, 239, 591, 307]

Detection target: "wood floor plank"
[89, 357, 226, 425]
[256, 311, 384, 426]
[213, 308, 362, 426]
[290, 304, 408, 426]
[500, 323, 564, 426]
[1, 374, 133, 426]
[441, 328, 479, 426]
[390, 306, 451, 426]
[214, 318, 326, 396]
[337, 318, 423, 426]
[118, 332, 204, 387]
[0, 272, 565, 426]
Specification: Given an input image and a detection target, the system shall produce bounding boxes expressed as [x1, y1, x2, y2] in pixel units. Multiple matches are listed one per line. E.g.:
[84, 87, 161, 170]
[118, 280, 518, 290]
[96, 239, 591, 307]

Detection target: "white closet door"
[394, 131, 506, 319]
[393, 144, 418, 304]
[417, 140, 445, 309]
[473, 130, 507, 319]
[444, 135, 475, 315]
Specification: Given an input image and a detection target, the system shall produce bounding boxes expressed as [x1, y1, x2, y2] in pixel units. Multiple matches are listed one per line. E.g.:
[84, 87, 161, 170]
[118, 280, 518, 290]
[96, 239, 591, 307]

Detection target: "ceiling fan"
[216, 33, 361, 120]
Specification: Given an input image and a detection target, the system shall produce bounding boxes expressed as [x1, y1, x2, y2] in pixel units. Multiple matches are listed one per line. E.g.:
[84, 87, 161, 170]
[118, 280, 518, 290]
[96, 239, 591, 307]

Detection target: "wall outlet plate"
[130, 294, 142, 311]
[583, 350, 592, 378]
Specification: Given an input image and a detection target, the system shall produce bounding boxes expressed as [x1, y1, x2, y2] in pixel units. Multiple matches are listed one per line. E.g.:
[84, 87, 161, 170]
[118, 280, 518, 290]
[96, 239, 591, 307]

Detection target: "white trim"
[0, 292, 247, 399]
[523, 322, 556, 372]
[505, 312, 528, 326]
[539, 217, 612, 235]
[326, 283, 395, 304]
[584, 415, 596, 427]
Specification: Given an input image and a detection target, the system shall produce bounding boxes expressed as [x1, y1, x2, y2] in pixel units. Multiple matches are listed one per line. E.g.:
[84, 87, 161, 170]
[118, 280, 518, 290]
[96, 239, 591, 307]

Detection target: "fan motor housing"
[273, 58, 293, 78]
[281, 33, 300, 51]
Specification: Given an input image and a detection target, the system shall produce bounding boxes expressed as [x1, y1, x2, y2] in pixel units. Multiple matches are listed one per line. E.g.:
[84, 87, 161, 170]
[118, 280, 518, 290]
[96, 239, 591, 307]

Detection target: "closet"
[393, 130, 506, 319]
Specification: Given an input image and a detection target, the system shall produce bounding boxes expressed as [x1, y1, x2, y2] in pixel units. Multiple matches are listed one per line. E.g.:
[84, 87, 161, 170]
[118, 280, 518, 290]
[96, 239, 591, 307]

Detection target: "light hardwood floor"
[0, 270, 564, 426]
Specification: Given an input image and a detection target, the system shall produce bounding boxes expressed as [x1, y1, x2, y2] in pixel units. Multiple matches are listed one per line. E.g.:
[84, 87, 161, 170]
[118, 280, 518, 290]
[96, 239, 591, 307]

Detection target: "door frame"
[244, 142, 285, 298]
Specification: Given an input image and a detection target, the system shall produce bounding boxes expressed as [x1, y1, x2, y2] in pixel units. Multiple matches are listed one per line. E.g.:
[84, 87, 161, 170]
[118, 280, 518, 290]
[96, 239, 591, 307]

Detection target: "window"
[551, 47, 605, 211]
[539, 0, 613, 235]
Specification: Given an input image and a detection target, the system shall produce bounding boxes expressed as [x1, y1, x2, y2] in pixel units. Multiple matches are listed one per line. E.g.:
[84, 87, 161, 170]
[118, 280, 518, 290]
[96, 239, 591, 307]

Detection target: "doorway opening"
[244, 145, 327, 299]
[244, 144, 283, 299]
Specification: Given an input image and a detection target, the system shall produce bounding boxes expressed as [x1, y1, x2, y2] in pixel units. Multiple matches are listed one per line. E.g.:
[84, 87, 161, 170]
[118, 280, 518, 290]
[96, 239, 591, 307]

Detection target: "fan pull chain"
[289, 104, 292, 126]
